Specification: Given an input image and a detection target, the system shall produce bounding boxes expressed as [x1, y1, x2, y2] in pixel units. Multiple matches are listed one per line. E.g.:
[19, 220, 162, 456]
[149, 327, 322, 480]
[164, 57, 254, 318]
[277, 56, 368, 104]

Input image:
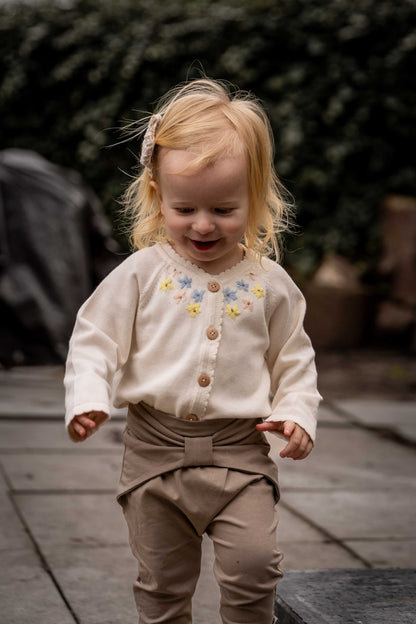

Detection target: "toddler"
[65, 78, 321, 624]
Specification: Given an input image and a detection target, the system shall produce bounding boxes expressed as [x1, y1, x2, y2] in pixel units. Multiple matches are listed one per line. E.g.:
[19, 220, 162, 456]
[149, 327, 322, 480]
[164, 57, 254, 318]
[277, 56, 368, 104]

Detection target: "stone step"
[275, 569, 416, 624]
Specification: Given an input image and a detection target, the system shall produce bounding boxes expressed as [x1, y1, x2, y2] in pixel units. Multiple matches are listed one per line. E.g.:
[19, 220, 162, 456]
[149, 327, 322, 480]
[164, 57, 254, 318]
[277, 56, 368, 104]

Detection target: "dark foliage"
[1, 0, 415, 272]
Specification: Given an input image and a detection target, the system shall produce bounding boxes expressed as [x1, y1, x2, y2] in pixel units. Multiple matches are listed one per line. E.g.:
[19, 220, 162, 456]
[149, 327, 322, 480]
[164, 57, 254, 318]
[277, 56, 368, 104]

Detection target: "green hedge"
[1, 0, 415, 273]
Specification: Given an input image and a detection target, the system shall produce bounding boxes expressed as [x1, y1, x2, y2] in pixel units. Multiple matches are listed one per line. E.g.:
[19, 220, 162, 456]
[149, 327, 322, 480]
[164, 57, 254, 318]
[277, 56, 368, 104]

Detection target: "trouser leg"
[207, 477, 283, 624]
[122, 476, 202, 624]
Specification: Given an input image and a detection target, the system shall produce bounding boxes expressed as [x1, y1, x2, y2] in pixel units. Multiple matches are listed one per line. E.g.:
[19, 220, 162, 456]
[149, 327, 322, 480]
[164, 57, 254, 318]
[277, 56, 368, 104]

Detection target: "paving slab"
[42, 535, 221, 624]
[344, 539, 416, 569]
[0, 487, 33, 551]
[13, 493, 128, 547]
[278, 541, 366, 572]
[0, 548, 75, 624]
[275, 569, 416, 624]
[0, 364, 126, 419]
[0, 366, 65, 417]
[2, 365, 415, 623]
[3, 453, 123, 491]
[276, 506, 328, 543]
[272, 427, 416, 492]
[43, 544, 137, 624]
[316, 403, 348, 425]
[0, 420, 125, 451]
[334, 399, 416, 428]
[283, 490, 416, 542]
[395, 423, 416, 444]
[14, 495, 221, 624]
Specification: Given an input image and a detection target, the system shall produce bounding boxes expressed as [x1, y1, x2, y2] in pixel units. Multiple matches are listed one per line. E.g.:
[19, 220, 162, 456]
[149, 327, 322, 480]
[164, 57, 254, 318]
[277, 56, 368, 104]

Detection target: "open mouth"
[191, 240, 218, 251]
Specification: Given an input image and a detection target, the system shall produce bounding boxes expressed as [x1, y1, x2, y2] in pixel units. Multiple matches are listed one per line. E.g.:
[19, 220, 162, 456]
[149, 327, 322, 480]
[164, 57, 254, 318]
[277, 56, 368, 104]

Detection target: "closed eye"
[174, 207, 194, 214]
[214, 207, 235, 215]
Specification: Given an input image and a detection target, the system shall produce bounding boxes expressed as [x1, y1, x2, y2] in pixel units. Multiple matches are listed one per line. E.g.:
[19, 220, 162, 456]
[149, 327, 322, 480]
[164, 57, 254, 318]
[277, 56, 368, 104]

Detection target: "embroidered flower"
[236, 279, 249, 292]
[251, 284, 264, 299]
[160, 278, 174, 292]
[246, 271, 257, 281]
[174, 291, 187, 304]
[242, 298, 254, 311]
[224, 287, 237, 303]
[168, 266, 181, 277]
[185, 302, 201, 318]
[191, 289, 205, 303]
[179, 276, 192, 289]
[226, 304, 241, 320]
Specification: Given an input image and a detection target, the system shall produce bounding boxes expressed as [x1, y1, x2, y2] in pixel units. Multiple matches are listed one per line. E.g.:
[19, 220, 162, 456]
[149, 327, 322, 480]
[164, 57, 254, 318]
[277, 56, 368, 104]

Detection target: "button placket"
[189, 278, 223, 419]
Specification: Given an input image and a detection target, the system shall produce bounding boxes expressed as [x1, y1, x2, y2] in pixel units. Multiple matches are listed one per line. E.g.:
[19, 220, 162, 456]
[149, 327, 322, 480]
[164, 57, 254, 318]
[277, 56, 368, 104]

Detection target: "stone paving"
[0, 365, 415, 623]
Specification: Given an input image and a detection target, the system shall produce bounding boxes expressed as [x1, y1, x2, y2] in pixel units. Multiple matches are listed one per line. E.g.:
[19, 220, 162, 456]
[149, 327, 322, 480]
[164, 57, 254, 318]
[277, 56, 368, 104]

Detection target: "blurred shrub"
[1, 0, 415, 272]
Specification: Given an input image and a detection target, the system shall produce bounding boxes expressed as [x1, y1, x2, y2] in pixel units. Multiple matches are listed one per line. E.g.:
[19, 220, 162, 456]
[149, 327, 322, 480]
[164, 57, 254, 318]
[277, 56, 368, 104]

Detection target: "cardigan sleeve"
[264, 276, 321, 442]
[64, 258, 139, 427]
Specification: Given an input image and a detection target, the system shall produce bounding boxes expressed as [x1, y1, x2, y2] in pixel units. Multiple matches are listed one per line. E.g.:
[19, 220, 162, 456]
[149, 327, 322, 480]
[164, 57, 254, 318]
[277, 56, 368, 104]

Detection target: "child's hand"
[67, 411, 108, 443]
[256, 420, 313, 460]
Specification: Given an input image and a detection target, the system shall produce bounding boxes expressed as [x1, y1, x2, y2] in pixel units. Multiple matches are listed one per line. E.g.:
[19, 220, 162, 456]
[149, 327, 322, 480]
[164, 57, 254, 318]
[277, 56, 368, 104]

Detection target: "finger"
[87, 411, 108, 427]
[68, 421, 86, 442]
[74, 416, 97, 439]
[282, 421, 296, 438]
[290, 437, 314, 461]
[256, 421, 285, 433]
[77, 415, 97, 430]
[295, 439, 314, 460]
[69, 412, 98, 439]
[290, 432, 309, 458]
[67, 425, 79, 442]
[280, 427, 303, 458]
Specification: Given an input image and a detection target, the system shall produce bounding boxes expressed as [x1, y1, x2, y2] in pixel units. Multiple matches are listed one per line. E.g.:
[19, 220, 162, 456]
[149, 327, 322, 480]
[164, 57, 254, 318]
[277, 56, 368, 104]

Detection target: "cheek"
[226, 214, 249, 235]
[163, 212, 187, 235]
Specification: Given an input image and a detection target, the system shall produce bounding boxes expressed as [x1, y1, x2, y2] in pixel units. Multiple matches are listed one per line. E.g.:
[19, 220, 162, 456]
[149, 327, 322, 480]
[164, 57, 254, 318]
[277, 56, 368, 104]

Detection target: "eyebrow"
[170, 200, 240, 207]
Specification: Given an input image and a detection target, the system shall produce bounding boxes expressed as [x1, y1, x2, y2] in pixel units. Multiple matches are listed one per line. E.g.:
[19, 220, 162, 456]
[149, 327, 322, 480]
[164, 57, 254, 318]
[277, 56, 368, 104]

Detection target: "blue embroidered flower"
[224, 287, 237, 303]
[179, 276, 192, 289]
[236, 279, 249, 292]
[192, 289, 205, 303]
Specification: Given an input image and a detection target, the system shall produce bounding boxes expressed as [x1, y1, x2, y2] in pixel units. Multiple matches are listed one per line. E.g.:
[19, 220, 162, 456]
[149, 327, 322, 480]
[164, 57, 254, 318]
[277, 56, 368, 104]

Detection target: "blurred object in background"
[303, 254, 375, 350]
[0, 149, 122, 366]
[375, 195, 416, 350]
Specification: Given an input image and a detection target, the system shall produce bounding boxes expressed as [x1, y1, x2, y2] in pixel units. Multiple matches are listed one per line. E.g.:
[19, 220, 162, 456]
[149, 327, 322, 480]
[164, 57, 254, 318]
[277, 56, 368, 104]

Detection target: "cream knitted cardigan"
[64, 243, 321, 440]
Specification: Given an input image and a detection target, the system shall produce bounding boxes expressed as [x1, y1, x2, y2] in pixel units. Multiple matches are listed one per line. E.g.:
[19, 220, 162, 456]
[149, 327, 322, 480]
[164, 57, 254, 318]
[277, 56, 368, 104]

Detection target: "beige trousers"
[119, 404, 283, 624]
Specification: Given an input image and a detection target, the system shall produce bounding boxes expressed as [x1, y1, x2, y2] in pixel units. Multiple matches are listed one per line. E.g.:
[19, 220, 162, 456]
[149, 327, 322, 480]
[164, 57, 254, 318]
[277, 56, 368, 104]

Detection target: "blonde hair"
[122, 78, 293, 261]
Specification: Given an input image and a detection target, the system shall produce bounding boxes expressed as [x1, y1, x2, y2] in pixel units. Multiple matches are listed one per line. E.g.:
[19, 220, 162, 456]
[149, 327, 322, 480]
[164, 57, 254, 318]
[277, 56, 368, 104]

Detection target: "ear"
[150, 180, 161, 200]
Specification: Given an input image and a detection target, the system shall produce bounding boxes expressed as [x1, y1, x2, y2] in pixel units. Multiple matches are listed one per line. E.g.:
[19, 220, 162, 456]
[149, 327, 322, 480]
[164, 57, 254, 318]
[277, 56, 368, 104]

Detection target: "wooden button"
[198, 373, 211, 387]
[208, 281, 220, 292]
[206, 327, 219, 340]
[185, 413, 199, 421]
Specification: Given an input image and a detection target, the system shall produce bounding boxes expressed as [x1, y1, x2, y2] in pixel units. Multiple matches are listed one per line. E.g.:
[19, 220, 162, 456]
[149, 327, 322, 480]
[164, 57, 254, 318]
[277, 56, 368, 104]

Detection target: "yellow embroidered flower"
[185, 302, 201, 318]
[251, 284, 264, 299]
[160, 278, 174, 292]
[226, 304, 241, 320]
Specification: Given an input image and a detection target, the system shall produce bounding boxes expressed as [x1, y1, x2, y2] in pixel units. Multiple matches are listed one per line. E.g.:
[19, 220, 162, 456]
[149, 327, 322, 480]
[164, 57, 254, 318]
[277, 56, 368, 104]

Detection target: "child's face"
[152, 149, 249, 274]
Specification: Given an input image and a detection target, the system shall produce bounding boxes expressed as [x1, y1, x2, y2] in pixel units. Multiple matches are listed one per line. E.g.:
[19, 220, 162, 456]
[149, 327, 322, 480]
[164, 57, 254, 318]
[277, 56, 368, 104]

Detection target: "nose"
[192, 212, 215, 235]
